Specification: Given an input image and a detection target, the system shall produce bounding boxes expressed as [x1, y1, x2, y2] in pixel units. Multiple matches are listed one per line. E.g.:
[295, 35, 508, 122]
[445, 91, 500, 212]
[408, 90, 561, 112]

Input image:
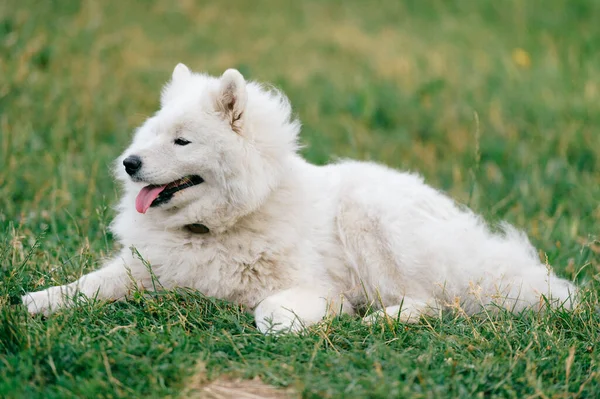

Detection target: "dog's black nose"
[123, 155, 142, 175]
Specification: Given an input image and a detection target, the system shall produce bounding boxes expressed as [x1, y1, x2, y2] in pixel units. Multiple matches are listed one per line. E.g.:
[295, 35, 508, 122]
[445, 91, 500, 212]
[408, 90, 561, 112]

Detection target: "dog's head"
[116, 64, 300, 231]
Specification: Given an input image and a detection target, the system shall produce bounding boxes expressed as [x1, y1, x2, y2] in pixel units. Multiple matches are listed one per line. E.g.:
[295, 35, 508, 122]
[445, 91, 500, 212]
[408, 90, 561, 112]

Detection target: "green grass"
[1, 0, 599, 397]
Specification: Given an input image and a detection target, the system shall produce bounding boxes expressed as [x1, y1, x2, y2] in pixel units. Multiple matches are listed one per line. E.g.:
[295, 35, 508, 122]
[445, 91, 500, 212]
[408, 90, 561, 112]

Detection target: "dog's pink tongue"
[135, 185, 167, 214]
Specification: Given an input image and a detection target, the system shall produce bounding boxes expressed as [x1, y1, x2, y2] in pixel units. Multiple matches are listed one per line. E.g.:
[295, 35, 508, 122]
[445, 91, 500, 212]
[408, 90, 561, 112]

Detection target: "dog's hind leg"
[336, 195, 434, 314]
[362, 298, 433, 324]
[22, 251, 145, 315]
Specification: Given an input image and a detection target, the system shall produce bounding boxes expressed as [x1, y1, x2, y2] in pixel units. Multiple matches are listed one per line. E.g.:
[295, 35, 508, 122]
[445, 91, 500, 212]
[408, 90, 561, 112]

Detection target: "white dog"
[23, 64, 576, 333]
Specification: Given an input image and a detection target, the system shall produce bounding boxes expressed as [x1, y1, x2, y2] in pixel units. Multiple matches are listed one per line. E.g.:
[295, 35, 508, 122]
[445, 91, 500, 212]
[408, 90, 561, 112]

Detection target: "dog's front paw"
[254, 288, 331, 335]
[22, 287, 65, 316]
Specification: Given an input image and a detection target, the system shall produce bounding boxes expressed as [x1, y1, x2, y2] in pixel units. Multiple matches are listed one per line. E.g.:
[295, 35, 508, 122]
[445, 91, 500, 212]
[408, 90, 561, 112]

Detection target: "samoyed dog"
[23, 64, 576, 333]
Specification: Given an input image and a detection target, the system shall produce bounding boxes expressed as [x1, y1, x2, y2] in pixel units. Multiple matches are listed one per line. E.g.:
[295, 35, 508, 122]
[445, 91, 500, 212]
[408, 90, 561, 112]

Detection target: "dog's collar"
[185, 223, 210, 234]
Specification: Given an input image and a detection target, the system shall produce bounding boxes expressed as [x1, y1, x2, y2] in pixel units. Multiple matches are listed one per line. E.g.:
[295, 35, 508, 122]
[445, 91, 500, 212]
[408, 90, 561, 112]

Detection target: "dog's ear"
[215, 69, 247, 134]
[172, 63, 191, 82]
[161, 63, 192, 107]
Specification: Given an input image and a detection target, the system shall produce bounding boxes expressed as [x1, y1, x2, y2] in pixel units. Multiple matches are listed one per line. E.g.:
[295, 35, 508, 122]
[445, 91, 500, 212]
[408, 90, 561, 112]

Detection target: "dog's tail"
[498, 222, 578, 311]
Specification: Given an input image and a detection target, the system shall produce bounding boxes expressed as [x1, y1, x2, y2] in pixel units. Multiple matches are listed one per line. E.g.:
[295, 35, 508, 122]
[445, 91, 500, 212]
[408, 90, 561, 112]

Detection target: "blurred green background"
[1, 0, 599, 397]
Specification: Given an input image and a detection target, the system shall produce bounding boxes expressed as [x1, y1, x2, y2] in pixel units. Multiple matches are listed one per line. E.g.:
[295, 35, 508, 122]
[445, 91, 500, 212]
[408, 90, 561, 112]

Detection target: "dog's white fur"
[23, 65, 576, 333]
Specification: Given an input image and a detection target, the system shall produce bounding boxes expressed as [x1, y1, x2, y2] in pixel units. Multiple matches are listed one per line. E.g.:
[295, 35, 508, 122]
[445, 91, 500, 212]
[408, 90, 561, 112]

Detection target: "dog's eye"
[174, 138, 191, 146]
